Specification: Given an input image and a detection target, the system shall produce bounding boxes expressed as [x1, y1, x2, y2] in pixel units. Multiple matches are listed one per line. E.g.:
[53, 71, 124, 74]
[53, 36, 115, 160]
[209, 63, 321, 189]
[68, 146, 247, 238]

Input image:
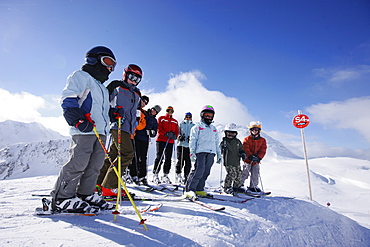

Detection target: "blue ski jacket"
[189, 120, 221, 157]
[61, 70, 110, 136]
[177, 120, 195, 148]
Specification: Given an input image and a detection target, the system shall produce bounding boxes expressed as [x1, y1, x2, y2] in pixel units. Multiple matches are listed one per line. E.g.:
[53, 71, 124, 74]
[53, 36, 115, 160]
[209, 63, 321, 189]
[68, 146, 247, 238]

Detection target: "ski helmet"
[85, 46, 116, 71]
[152, 105, 162, 114]
[200, 105, 215, 125]
[185, 112, 192, 119]
[248, 121, 262, 130]
[123, 64, 143, 84]
[225, 123, 238, 132]
[166, 106, 174, 113]
[85, 46, 116, 60]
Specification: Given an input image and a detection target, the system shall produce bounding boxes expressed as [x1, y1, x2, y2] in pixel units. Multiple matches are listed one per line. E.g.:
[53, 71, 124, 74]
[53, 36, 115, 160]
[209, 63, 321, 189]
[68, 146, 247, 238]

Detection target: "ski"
[140, 203, 163, 213]
[233, 191, 261, 198]
[187, 198, 226, 211]
[35, 207, 97, 216]
[203, 196, 255, 203]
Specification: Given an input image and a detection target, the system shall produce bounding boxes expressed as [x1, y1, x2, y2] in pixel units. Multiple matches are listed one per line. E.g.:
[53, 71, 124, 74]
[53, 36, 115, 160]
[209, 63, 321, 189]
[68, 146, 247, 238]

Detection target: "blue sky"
[1, 0, 370, 159]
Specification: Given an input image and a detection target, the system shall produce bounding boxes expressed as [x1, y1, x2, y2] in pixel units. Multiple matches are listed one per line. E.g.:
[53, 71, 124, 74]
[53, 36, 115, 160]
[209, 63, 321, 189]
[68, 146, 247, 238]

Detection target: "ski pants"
[224, 165, 242, 189]
[153, 141, 174, 175]
[241, 162, 260, 188]
[175, 146, 191, 180]
[97, 129, 134, 189]
[129, 138, 149, 179]
[51, 134, 106, 200]
[185, 152, 215, 192]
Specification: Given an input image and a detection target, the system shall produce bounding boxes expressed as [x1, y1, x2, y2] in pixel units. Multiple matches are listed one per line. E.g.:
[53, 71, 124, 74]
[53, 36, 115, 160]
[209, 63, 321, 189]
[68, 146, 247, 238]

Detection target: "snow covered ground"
[1, 155, 370, 246]
[0, 121, 369, 246]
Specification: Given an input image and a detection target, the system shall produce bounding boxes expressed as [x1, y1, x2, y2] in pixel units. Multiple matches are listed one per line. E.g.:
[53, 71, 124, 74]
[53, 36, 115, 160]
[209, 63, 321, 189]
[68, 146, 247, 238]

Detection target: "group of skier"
[50, 45, 267, 213]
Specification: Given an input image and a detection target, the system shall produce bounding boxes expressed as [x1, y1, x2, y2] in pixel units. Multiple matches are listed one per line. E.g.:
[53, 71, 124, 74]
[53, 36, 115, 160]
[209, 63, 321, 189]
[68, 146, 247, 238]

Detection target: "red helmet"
[124, 64, 142, 76]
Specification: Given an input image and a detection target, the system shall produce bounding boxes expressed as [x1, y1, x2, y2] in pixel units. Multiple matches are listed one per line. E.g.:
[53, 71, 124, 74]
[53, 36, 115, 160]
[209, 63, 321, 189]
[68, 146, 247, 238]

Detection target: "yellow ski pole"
[93, 126, 148, 230]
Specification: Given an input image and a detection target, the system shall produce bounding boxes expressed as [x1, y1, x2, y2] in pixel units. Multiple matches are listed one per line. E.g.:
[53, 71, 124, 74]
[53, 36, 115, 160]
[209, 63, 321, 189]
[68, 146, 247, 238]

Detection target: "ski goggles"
[250, 127, 261, 132]
[100, 56, 116, 70]
[85, 55, 116, 71]
[203, 113, 214, 118]
[127, 73, 142, 84]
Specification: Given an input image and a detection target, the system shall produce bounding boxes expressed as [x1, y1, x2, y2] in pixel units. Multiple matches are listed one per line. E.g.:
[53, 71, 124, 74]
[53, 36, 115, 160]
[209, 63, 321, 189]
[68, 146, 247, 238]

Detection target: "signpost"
[293, 110, 312, 201]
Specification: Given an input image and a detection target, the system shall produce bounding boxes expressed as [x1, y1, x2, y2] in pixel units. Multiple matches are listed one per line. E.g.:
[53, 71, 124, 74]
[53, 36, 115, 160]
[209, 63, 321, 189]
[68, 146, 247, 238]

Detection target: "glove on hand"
[249, 155, 260, 163]
[75, 113, 95, 132]
[240, 153, 247, 161]
[165, 131, 177, 140]
[190, 153, 196, 162]
[147, 129, 157, 138]
[109, 107, 125, 124]
[178, 135, 185, 141]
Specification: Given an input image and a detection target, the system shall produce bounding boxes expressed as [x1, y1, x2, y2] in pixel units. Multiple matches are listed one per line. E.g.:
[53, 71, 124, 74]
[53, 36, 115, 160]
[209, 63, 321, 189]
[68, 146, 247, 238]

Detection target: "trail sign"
[293, 114, 310, 128]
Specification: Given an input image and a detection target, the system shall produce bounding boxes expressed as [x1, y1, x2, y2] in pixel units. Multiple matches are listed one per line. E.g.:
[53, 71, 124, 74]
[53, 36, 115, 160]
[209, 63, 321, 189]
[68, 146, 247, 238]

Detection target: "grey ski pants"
[185, 152, 215, 192]
[51, 134, 106, 200]
[241, 162, 260, 188]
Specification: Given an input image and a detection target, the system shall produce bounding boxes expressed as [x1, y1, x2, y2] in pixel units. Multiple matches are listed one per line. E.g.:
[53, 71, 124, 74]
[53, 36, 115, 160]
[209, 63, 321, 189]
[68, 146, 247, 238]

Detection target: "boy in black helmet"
[51, 46, 116, 213]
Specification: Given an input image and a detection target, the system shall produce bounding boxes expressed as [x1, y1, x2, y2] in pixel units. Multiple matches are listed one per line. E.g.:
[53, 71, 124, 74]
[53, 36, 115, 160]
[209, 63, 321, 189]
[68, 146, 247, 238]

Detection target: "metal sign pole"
[298, 110, 313, 201]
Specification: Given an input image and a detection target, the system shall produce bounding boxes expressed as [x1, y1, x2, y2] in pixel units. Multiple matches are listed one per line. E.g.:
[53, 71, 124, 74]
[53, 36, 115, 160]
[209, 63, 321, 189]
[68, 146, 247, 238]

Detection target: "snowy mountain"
[0, 120, 67, 149]
[0, 121, 297, 180]
[0, 121, 370, 246]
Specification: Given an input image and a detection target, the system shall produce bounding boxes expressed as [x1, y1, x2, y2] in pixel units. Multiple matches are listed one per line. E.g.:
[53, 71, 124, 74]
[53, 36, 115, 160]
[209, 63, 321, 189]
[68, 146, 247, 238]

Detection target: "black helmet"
[86, 46, 116, 60]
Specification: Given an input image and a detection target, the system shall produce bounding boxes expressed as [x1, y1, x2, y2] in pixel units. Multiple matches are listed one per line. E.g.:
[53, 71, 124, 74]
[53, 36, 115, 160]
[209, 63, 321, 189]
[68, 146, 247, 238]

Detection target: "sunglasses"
[250, 128, 260, 131]
[185, 115, 192, 119]
[127, 73, 142, 84]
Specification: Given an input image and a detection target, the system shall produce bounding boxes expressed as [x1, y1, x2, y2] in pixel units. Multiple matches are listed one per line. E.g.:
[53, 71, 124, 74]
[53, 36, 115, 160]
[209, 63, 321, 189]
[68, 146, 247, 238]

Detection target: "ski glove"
[177, 135, 185, 141]
[165, 131, 177, 140]
[190, 153, 196, 162]
[109, 107, 125, 124]
[240, 153, 247, 161]
[146, 129, 157, 138]
[249, 155, 261, 163]
[75, 113, 95, 132]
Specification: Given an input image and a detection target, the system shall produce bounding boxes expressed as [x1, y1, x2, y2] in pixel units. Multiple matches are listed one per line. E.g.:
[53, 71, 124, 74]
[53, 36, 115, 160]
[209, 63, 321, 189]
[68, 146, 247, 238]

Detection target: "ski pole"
[258, 162, 264, 192]
[114, 117, 122, 221]
[154, 137, 170, 174]
[93, 126, 148, 230]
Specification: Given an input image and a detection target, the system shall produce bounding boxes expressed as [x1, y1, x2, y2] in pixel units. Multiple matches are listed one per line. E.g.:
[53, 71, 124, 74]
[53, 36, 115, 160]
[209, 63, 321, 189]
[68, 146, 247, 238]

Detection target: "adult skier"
[241, 121, 267, 192]
[184, 105, 222, 200]
[51, 46, 116, 213]
[220, 123, 246, 194]
[175, 112, 195, 184]
[152, 106, 179, 184]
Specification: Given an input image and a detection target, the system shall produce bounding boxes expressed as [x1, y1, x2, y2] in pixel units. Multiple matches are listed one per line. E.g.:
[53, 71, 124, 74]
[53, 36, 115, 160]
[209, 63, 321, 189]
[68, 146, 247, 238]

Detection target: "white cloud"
[313, 65, 370, 87]
[143, 70, 254, 126]
[0, 88, 69, 136]
[305, 96, 370, 142]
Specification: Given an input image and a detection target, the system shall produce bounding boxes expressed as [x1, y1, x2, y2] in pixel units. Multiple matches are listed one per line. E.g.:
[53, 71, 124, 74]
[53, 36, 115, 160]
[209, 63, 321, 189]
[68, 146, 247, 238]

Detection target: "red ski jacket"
[156, 114, 179, 144]
[242, 135, 267, 165]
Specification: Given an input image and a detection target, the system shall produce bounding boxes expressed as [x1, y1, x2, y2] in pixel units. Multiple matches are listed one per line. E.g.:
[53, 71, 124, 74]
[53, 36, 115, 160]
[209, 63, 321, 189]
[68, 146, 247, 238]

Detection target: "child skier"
[220, 123, 247, 194]
[241, 121, 267, 192]
[184, 105, 221, 200]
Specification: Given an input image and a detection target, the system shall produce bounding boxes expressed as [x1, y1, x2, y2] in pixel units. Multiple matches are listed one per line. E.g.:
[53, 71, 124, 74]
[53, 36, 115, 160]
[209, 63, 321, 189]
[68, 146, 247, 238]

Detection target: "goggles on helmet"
[127, 73, 142, 84]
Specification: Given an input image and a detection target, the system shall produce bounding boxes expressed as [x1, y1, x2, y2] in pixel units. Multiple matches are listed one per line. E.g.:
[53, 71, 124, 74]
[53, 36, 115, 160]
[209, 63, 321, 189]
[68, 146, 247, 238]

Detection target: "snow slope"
[0, 121, 370, 246]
